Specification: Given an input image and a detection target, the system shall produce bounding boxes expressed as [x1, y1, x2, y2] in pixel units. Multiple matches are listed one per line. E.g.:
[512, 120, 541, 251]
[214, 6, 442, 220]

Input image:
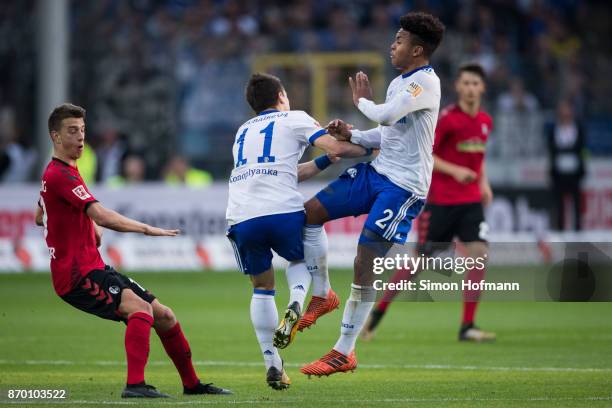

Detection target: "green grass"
[1, 270, 611, 407]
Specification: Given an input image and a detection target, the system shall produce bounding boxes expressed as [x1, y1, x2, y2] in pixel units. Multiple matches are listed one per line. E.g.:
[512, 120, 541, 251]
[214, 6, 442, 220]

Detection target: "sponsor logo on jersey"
[457, 138, 486, 153]
[347, 168, 358, 178]
[407, 81, 423, 97]
[109, 286, 120, 295]
[71, 185, 91, 200]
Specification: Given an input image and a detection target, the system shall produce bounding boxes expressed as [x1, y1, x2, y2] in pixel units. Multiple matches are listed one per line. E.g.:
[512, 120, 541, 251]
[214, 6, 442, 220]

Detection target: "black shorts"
[60, 266, 156, 323]
[417, 202, 487, 256]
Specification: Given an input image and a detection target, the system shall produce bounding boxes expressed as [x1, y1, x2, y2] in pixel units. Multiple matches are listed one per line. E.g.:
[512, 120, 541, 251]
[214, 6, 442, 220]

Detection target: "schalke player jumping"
[298, 12, 445, 377]
[361, 64, 496, 342]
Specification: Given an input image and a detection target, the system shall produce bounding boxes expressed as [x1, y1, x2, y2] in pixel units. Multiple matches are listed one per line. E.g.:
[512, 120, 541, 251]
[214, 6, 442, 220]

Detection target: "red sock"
[125, 312, 153, 385]
[156, 322, 199, 388]
[462, 302, 478, 326]
[462, 266, 486, 325]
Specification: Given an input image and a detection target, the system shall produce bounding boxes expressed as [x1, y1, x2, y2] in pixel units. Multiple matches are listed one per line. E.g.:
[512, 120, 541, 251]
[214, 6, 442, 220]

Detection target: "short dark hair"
[399, 12, 445, 57]
[458, 63, 486, 81]
[48, 103, 86, 133]
[245, 73, 284, 113]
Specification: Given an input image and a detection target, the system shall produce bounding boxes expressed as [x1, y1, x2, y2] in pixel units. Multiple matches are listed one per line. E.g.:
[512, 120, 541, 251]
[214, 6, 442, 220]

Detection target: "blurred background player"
[299, 12, 444, 377]
[37, 103, 231, 398]
[164, 154, 213, 187]
[225, 73, 367, 390]
[546, 100, 587, 231]
[361, 63, 496, 342]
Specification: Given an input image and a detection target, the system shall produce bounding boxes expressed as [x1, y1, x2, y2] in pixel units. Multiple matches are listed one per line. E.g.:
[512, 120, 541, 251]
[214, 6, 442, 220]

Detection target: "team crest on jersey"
[71, 185, 91, 200]
[347, 167, 358, 178]
[406, 81, 423, 97]
[108, 286, 120, 295]
[482, 123, 489, 135]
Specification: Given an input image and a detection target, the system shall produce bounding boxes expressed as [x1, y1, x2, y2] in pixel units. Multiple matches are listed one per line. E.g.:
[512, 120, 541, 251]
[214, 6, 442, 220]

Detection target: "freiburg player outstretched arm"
[86, 202, 178, 236]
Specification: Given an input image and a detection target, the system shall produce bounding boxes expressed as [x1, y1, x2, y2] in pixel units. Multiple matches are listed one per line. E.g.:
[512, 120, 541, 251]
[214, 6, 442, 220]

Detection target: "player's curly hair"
[246, 73, 284, 114]
[399, 12, 445, 57]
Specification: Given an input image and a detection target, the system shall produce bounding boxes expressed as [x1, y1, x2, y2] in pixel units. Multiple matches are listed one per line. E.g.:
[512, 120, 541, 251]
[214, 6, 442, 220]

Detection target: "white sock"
[303, 225, 331, 297]
[286, 261, 311, 310]
[250, 290, 282, 370]
[333, 284, 375, 355]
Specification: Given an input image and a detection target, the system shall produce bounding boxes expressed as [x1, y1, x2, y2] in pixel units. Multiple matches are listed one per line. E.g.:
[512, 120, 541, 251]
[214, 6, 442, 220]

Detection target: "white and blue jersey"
[351, 65, 441, 197]
[226, 109, 326, 225]
[226, 109, 327, 275]
[316, 66, 440, 244]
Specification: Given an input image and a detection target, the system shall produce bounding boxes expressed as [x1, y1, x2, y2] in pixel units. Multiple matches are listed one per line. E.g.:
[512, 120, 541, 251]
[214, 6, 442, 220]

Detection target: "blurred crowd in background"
[1, 0, 611, 187]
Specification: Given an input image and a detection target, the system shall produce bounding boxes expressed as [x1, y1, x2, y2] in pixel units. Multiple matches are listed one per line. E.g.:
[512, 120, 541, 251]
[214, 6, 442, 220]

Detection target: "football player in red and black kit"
[361, 64, 496, 342]
[36, 104, 231, 398]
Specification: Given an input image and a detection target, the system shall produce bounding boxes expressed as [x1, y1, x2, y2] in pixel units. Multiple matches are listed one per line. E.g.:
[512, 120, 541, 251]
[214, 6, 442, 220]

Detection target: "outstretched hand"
[144, 226, 180, 237]
[349, 71, 373, 107]
[326, 119, 353, 142]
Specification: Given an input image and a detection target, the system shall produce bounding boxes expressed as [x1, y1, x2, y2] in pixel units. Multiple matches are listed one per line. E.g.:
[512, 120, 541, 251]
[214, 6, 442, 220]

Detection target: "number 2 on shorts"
[375, 209, 394, 229]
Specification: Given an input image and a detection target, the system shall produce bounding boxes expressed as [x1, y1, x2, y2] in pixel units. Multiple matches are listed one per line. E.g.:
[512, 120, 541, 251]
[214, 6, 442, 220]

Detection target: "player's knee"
[252, 280, 275, 291]
[154, 304, 176, 327]
[359, 229, 393, 257]
[250, 268, 275, 290]
[466, 242, 488, 261]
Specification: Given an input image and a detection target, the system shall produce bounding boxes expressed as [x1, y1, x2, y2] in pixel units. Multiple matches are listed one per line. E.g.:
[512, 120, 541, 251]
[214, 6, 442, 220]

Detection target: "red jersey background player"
[36, 104, 231, 398]
[362, 64, 496, 342]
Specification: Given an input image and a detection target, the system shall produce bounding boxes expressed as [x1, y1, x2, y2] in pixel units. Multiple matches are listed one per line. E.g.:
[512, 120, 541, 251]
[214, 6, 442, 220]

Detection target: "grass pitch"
[1, 269, 611, 407]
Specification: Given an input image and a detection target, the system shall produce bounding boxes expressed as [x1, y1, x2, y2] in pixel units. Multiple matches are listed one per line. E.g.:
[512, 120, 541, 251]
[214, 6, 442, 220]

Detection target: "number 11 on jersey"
[235, 121, 276, 168]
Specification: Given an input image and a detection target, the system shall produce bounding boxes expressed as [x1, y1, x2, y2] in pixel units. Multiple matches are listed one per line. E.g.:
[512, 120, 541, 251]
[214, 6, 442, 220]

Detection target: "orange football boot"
[300, 349, 357, 377]
[297, 289, 340, 331]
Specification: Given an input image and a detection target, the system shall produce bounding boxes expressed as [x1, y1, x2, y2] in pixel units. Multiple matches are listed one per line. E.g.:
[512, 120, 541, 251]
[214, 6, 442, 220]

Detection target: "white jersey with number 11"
[226, 109, 326, 226]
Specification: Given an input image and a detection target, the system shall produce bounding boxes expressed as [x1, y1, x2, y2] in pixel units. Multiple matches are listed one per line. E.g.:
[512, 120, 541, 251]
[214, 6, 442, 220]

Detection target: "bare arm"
[298, 161, 321, 183]
[433, 154, 478, 184]
[297, 155, 340, 182]
[479, 162, 493, 207]
[86, 202, 179, 236]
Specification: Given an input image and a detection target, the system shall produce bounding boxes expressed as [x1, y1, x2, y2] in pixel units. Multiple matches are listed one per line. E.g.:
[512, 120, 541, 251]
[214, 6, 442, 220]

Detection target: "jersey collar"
[257, 109, 279, 116]
[52, 157, 72, 167]
[401, 65, 432, 79]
